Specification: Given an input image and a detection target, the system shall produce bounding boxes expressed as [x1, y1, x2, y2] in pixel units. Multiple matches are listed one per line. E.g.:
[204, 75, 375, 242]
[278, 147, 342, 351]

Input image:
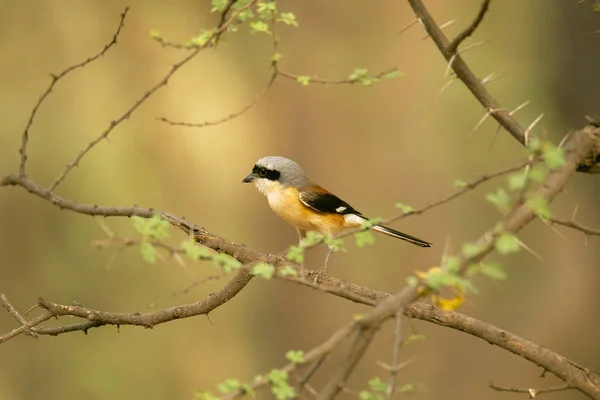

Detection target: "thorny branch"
[409, 0, 600, 173]
[408, 0, 528, 146]
[408, 305, 598, 399]
[2, 125, 599, 399]
[551, 217, 600, 237]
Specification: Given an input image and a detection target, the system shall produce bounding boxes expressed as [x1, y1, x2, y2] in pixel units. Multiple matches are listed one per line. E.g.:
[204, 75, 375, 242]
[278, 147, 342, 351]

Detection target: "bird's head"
[242, 156, 309, 195]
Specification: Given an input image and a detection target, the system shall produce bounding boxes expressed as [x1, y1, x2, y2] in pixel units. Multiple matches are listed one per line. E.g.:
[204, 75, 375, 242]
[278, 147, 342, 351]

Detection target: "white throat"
[254, 178, 281, 196]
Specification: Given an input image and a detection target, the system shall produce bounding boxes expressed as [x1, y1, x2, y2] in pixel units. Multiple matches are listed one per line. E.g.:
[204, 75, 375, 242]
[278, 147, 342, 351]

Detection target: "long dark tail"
[371, 224, 432, 248]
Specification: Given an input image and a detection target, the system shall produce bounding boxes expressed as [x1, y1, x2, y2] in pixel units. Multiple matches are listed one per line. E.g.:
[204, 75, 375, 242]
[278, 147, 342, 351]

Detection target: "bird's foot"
[310, 267, 327, 284]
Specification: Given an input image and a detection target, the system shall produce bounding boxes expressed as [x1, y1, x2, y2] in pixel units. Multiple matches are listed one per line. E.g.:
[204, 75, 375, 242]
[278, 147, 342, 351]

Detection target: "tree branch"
[312, 124, 597, 400]
[488, 382, 572, 398]
[446, 0, 491, 55]
[408, 0, 527, 145]
[407, 304, 600, 399]
[550, 218, 600, 237]
[407, 0, 600, 174]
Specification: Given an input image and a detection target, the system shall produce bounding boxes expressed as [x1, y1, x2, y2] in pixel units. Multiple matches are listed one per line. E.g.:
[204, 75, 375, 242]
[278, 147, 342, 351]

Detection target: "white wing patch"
[335, 206, 347, 213]
[344, 213, 365, 227]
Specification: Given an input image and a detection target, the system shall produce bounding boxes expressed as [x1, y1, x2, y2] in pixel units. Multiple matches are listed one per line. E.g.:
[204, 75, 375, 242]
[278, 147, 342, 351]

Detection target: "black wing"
[299, 189, 361, 215]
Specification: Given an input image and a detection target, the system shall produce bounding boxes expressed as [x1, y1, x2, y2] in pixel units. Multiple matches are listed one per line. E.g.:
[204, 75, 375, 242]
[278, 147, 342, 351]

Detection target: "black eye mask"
[253, 165, 281, 181]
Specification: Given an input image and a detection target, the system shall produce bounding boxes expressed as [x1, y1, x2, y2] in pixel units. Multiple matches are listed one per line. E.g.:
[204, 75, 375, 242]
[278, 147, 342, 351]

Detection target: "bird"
[242, 156, 431, 273]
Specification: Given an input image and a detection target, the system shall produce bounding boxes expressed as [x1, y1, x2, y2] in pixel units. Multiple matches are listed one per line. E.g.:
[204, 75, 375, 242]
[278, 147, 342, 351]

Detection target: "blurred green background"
[1, 1, 599, 399]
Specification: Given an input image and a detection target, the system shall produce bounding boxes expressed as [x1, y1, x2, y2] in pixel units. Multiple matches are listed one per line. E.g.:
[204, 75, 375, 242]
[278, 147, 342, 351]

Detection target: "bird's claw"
[310, 268, 326, 284]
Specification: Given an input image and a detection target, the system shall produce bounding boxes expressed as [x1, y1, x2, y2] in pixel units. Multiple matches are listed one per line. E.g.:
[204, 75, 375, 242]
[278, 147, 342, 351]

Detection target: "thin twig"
[278, 68, 399, 85]
[1, 294, 38, 338]
[317, 327, 378, 400]
[296, 354, 327, 395]
[48, 1, 258, 191]
[488, 382, 572, 398]
[550, 218, 600, 237]
[386, 309, 404, 399]
[157, 71, 277, 127]
[447, 0, 491, 54]
[19, 7, 129, 178]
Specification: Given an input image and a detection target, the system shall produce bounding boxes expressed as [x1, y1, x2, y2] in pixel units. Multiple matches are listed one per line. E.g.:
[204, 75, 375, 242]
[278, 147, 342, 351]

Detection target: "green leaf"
[150, 29, 161, 39]
[252, 263, 275, 279]
[272, 385, 296, 400]
[481, 261, 506, 280]
[495, 232, 521, 254]
[210, 0, 228, 12]
[285, 350, 305, 364]
[358, 391, 375, 400]
[140, 240, 157, 263]
[395, 202, 414, 214]
[349, 68, 368, 81]
[257, 1, 276, 18]
[271, 52, 283, 62]
[302, 231, 325, 246]
[541, 142, 565, 169]
[195, 391, 220, 400]
[278, 266, 298, 277]
[453, 179, 468, 188]
[397, 382, 423, 394]
[324, 236, 345, 252]
[241, 384, 254, 397]
[529, 164, 548, 182]
[526, 193, 552, 220]
[360, 77, 380, 86]
[217, 379, 241, 394]
[485, 189, 511, 213]
[527, 136, 542, 152]
[383, 69, 404, 79]
[461, 243, 484, 258]
[355, 230, 375, 247]
[236, 8, 254, 22]
[132, 215, 170, 240]
[594, 3, 600, 11]
[286, 245, 304, 263]
[368, 377, 387, 393]
[249, 20, 271, 34]
[181, 239, 212, 260]
[455, 276, 478, 294]
[405, 275, 419, 287]
[403, 333, 426, 346]
[188, 30, 215, 47]
[268, 369, 288, 384]
[442, 256, 461, 273]
[213, 253, 242, 272]
[277, 12, 298, 26]
[360, 217, 382, 229]
[424, 268, 478, 294]
[296, 76, 310, 86]
[268, 370, 295, 400]
[507, 171, 528, 190]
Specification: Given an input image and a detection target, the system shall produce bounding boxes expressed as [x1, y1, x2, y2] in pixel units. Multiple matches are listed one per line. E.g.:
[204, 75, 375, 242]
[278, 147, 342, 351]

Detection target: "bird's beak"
[242, 173, 255, 183]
